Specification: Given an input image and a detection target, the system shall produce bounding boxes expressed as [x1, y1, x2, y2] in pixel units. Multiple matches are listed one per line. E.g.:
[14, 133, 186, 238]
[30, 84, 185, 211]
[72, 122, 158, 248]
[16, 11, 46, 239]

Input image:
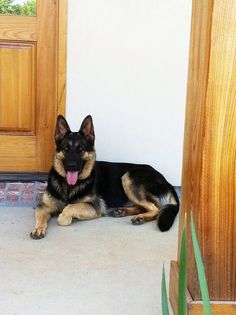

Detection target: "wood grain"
[177, 0, 236, 302]
[0, 16, 37, 41]
[57, 0, 67, 116]
[177, 0, 214, 300]
[189, 303, 236, 315]
[35, 0, 58, 171]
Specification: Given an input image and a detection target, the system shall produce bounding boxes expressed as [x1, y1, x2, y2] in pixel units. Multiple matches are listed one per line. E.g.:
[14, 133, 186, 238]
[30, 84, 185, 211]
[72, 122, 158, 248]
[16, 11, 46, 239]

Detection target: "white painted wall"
[66, 0, 192, 186]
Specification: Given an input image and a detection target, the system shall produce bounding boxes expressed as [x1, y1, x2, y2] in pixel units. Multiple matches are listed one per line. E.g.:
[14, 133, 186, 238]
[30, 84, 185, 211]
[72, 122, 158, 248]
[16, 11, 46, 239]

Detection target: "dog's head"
[54, 115, 96, 185]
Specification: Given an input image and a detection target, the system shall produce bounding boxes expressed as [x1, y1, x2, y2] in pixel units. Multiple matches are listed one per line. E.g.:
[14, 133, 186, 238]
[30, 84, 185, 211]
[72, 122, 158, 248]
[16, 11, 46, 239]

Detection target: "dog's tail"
[157, 187, 179, 232]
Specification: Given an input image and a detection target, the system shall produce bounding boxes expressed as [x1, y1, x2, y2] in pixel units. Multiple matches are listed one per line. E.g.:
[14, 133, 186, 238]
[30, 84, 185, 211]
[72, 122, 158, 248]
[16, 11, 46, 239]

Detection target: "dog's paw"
[109, 208, 126, 217]
[57, 213, 72, 226]
[30, 227, 46, 239]
[131, 215, 145, 225]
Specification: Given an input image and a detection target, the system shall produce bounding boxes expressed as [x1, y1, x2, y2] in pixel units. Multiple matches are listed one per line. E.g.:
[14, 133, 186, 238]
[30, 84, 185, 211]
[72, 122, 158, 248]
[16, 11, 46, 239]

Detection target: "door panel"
[1, 136, 36, 171]
[0, 0, 67, 172]
[0, 41, 36, 132]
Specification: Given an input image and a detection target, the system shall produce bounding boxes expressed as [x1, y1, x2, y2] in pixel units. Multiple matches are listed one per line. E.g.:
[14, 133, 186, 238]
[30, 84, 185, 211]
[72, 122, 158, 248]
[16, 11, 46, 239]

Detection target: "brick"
[0, 191, 5, 201]
[6, 191, 19, 202]
[23, 183, 35, 193]
[0, 183, 6, 190]
[22, 193, 34, 202]
[8, 183, 22, 191]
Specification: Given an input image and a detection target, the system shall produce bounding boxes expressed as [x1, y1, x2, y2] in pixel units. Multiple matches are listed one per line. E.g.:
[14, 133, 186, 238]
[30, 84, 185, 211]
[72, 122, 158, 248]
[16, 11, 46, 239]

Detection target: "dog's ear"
[79, 115, 95, 144]
[55, 115, 71, 142]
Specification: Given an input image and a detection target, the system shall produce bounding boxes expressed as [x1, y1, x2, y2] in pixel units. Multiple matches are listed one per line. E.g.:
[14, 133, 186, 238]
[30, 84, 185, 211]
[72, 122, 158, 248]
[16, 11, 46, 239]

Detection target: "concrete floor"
[0, 206, 178, 315]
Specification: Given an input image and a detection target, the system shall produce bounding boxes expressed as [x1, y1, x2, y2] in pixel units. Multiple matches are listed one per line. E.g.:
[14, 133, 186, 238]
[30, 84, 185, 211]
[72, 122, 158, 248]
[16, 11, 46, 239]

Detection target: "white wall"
[66, 0, 192, 186]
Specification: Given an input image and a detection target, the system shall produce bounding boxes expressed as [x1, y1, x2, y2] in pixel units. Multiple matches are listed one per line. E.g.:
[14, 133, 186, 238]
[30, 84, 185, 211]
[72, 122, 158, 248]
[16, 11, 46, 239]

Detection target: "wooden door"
[0, 0, 67, 173]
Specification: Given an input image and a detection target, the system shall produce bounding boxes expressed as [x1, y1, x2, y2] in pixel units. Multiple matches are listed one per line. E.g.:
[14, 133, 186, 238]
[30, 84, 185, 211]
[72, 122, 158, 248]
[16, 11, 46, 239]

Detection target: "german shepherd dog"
[30, 115, 179, 239]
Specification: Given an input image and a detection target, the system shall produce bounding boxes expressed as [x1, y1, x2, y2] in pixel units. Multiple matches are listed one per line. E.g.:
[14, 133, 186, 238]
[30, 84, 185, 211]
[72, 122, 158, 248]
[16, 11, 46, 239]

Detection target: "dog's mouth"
[66, 171, 79, 185]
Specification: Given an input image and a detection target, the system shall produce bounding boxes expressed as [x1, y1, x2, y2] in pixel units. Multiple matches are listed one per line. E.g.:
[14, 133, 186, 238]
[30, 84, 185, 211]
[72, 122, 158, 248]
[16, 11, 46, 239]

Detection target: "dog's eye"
[77, 146, 84, 153]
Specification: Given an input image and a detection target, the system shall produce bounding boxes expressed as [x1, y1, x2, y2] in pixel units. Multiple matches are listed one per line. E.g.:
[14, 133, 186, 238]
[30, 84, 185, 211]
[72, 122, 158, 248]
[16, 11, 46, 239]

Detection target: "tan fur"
[121, 172, 161, 223]
[79, 151, 96, 180]
[31, 191, 102, 237]
[57, 203, 102, 226]
[132, 210, 160, 223]
[31, 192, 60, 238]
[31, 192, 62, 238]
[52, 150, 96, 180]
[169, 193, 178, 205]
[53, 151, 66, 177]
[120, 207, 145, 216]
[31, 207, 51, 238]
[42, 192, 61, 212]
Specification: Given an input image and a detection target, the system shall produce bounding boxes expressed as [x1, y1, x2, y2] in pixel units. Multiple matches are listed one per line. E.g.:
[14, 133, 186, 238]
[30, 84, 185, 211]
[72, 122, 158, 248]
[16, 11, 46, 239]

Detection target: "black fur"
[47, 167, 96, 204]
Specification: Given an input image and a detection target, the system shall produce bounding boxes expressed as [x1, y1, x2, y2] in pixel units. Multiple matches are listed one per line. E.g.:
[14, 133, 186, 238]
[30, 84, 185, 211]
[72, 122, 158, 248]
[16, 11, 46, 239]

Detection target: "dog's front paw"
[131, 215, 145, 225]
[57, 213, 72, 226]
[109, 208, 126, 217]
[30, 227, 46, 239]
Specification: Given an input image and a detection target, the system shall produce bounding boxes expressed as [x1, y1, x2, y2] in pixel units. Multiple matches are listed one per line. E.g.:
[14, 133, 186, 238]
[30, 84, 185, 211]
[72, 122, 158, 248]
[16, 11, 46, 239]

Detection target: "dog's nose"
[66, 161, 77, 168]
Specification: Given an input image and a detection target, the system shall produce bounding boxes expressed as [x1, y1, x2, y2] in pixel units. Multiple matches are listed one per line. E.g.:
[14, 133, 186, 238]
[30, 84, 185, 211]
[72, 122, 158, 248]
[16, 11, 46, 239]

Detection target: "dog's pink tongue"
[66, 171, 79, 185]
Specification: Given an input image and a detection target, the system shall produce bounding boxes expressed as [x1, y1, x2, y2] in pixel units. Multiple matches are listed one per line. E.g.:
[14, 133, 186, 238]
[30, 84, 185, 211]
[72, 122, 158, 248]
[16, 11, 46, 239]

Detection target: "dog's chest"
[52, 178, 93, 203]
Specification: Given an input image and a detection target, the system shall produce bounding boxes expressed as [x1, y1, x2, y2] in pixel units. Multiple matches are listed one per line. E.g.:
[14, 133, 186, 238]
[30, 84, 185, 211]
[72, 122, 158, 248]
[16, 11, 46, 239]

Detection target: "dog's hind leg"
[131, 205, 160, 225]
[57, 203, 102, 226]
[121, 172, 160, 225]
[110, 206, 145, 217]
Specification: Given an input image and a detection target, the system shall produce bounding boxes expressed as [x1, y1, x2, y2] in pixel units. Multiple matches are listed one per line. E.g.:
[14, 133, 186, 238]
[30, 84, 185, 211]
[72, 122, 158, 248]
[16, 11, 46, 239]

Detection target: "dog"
[30, 115, 179, 239]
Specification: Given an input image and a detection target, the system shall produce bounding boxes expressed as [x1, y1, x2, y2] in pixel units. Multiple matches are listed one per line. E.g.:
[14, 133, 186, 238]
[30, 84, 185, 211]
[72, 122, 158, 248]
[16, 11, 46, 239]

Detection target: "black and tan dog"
[30, 115, 179, 239]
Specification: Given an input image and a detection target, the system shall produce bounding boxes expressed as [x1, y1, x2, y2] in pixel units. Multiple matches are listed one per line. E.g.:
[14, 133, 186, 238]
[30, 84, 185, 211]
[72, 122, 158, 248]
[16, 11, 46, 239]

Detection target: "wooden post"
[169, 0, 236, 314]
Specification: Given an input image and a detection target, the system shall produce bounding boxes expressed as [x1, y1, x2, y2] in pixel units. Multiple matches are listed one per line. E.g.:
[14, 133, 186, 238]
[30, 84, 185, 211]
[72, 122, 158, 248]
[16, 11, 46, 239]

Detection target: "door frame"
[57, 0, 67, 117]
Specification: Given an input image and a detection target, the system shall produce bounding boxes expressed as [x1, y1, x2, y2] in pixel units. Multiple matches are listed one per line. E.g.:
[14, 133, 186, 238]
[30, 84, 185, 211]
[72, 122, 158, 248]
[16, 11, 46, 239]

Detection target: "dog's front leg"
[30, 193, 59, 239]
[30, 205, 53, 239]
[57, 203, 102, 226]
